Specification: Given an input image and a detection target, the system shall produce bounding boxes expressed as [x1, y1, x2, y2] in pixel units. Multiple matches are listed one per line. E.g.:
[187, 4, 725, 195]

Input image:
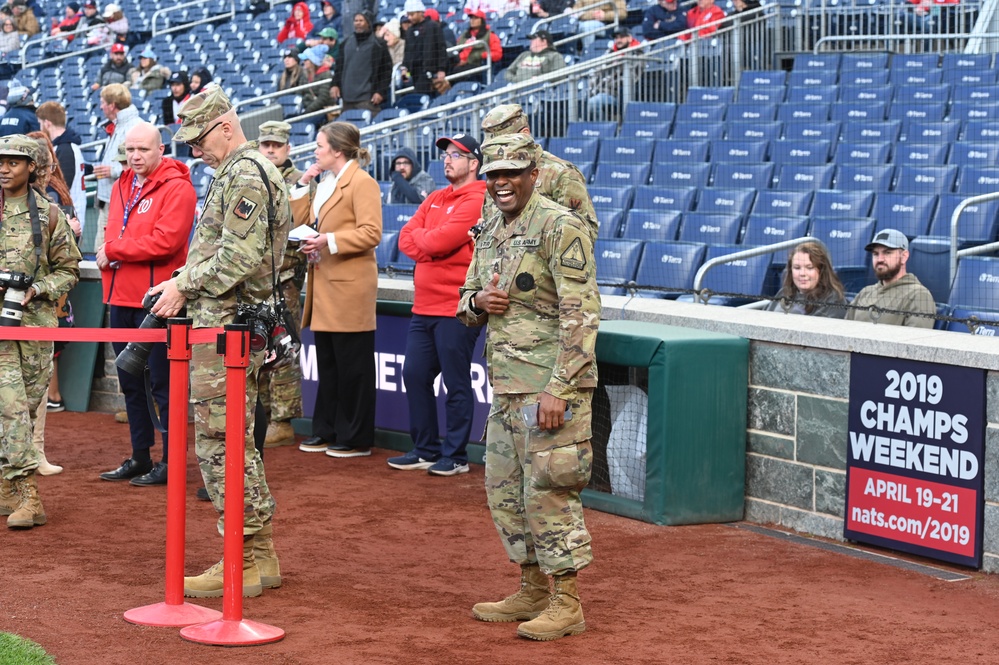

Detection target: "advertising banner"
[844, 354, 985, 567]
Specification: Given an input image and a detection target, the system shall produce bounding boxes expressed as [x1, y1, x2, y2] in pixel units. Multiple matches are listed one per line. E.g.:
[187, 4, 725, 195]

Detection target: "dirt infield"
[4, 412, 999, 664]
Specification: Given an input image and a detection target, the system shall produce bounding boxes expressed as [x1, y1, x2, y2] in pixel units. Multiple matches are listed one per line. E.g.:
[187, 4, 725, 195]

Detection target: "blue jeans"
[402, 315, 481, 463]
[111, 305, 170, 460]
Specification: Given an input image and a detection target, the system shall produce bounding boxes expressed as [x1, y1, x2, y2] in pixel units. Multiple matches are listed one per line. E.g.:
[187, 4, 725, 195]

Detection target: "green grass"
[0, 632, 55, 665]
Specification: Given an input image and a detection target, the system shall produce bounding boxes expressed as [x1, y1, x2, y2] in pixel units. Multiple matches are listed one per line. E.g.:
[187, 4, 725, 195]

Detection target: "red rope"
[0, 327, 225, 343]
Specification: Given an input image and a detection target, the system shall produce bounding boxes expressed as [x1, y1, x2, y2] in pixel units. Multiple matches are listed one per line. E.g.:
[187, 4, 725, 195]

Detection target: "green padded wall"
[58, 279, 105, 412]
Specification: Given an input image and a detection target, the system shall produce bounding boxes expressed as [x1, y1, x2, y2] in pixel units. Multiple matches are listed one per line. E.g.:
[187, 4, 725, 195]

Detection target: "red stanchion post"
[180, 324, 285, 646]
[124, 318, 222, 627]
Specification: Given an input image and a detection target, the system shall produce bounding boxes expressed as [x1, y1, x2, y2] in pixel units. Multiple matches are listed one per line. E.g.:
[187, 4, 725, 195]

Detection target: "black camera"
[0, 270, 34, 327]
[115, 291, 170, 376]
[235, 302, 281, 354]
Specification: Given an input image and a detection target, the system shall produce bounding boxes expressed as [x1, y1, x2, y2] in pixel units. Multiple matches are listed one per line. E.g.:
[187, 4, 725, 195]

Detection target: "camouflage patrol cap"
[481, 104, 529, 137]
[479, 133, 539, 174]
[114, 142, 128, 162]
[0, 134, 36, 161]
[174, 84, 234, 143]
[258, 120, 293, 144]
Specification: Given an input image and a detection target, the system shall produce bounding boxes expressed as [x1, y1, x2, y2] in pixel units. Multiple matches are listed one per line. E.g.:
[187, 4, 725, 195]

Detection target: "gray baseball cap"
[865, 228, 908, 252]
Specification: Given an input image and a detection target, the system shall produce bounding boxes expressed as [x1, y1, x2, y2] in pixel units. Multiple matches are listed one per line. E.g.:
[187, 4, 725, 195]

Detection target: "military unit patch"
[560, 237, 586, 270]
[234, 197, 258, 220]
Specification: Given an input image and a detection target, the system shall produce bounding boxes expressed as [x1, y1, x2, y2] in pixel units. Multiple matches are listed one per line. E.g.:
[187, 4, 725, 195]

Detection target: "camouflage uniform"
[0, 135, 81, 481]
[480, 104, 599, 243]
[254, 121, 304, 426]
[457, 134, 599, 576]
[173, 91, 292, 536]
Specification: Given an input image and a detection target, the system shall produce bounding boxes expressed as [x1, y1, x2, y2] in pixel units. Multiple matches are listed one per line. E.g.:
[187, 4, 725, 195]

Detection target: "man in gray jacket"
[388, 146, 436, 203]
[846, 229, 936, 328]
[330, 11, 392, 118]
[92, 83, 141, 243]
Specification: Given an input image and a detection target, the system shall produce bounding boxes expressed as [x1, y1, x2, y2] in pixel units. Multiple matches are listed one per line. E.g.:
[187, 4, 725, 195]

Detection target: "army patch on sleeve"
[560, 237, 586, 270]
[234, 197, 258, 220]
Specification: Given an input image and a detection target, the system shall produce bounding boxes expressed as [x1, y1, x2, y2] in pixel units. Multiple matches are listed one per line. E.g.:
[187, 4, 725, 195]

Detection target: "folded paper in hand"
[288, 225, 320, 243]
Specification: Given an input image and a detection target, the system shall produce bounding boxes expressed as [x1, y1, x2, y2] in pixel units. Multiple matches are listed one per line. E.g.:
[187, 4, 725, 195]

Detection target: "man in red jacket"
[96, 121, 197, 486]
[388, 133, 485, 477]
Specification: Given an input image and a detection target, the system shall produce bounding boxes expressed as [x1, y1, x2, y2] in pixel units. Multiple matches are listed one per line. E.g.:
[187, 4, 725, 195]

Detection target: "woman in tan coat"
[293, 122, 382, 458]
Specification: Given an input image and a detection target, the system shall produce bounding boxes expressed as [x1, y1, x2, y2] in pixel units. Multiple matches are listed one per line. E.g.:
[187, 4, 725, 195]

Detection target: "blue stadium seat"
[594, 239, 644, 291]
[633, 185, 698, 212]
[839, 69, 890, 87]
[888, 102, 948, 123]
[670, 122, 725, 141]
[774, 164, 835, 190]
[382, 204, 418, 232]
[711, 163, 775, 190]
[597, 210, 627, 239]
[948, 142, 999, 167]
[770, 140, 832, 165]
[589, 186, 636, 211]
[620, 210, 683, 242]
[890, 53, 939, 69]
[888, 68, 944, 86]
[679, 212, 744, 244]
[777, 102, 831, 123]
[709, 140, 768, 163]
[619, 122, 671, 140]
[752, 190, 813, 216]
[893, 165, 958, 194]
[942, 68, 998, 85]
[738, 70, 787, 88]
[946, 307, 999, 336]
[654, 139, 710, 162]
[840, 52, 890, 71]
[838, 85, 890, 104]
[675, 103, 727, 123]
[788, 70, 838, 87]
[871, 193, 937, 238]
[782, 121, 841, 142]
[652, 162, 712, 188]
[893, 143, 950, 165]
[632, 241, 707, 298]
[696, 188, 757, 215]
[675, 244, 773, 306]
[726, 102, 778, 122]
[376, 232, 398, 267]
[566, 121, 618, 138]
[902, 120, 962, 143]
[622, 101, 677, 125]
[835, 165, 896, 192]
[809, 217, 877, 292]
[736, 86, 786, 104]
[907, 235, 955, 303]
[388, 250, 416, 273]
[962, 121, 999, 142]
[685, 87, 736, 104]
[811, 189, 876, 218]
[840, 120, 901, 143]
[942, 53, 992, 70]
[725, 121, 783, 142]
[599, 138, 654, 163]
[929, 194, 999, 242]
[830, 101, 887, 122]
[892, 83, 951, 104]
[951, 101, 999, 123]
[426, 162, 447, 187]
[576, 162, 594, 183]
[742, 214, 811, 246]
[951, 85, 998, 104]
[547, 137, 600, 163]
[793, 53, 842, 71]
[949, 257, 999, 309]
[834, 142, 892, 165]
[592, 163, 652, 187]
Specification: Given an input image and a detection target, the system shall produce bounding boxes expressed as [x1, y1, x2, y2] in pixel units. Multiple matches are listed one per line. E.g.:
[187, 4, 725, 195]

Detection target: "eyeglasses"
[440, 151, 469, 161]
[187, 120, 223, 148]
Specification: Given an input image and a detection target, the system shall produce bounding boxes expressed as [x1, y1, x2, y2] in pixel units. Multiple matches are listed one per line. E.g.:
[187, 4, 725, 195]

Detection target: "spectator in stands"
[87, 2, 127, 45]
[298, 45, 334, 114]
[89, 42, 129, 91]
[36, 100, 86, 228]
[331, 11, 392, 118]
[9, 0, 38, 37]
[464, 0, 522, 16]
[189, 66, 211, 95]
[77, 0, 101, 33]
[505, 29, 564, 83]
[530, 0, 573, 19]
[388, 146, 435, 203]
[128, 45, 170, 92]
[585, 26, 642, 121]
[452, 8, 502, 79]
[160, 70, 189, 125]
[733, 0, 761, 12]
[278, 50, 305, 91]
[575, 0, 627, 48]
[678, 0, 726, 41]
[0, 16, 19, 55]
[92, 83, 140, 244]
[316, 27, 340, 62]
[49, 1, 81, 45]
[308, 0, 342, 45]
[642, 0, 687, 40]
[766, 241, 847, 318]
[277, 2, 313, 44]
[0, 81, 38, 136]
[342, 0, 376, 40]
[846, 229, 936, 328]
[400, 0, 449, 96]
[378, 18, 404, 67]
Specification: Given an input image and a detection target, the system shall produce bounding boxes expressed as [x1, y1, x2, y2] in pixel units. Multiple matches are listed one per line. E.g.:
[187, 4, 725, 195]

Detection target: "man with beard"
[329, 11, 391, 118]
[846, 229, 935, 327]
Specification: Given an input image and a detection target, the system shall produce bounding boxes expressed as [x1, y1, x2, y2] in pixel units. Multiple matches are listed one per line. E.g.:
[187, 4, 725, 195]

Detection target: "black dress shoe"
[99, 457, 153, 482]
[299, 436, 330, 452]
[130, 461, 168, 486]
[326, 442, 369, 452]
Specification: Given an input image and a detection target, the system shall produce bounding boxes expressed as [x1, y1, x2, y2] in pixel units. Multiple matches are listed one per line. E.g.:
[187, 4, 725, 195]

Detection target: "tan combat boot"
[253, 523, 282, 588]
[516, 572, 585, 641]
[0, 477, 18, 516]
[34, 422, 64, 476]
[184, 536, 262, 598]
[7, 474, 47, 529]
[263, 421, 295, 448]
[472, 564, 550, 622]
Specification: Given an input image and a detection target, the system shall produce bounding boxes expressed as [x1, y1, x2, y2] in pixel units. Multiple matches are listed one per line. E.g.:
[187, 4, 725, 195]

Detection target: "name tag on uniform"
[477, 240, 493, 249]
[511, 238, 541, 248]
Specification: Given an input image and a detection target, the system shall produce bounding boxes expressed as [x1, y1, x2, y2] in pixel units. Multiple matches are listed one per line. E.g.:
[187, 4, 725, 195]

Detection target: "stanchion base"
[180, 618, 285, 646]
[124, 602, 223, 628]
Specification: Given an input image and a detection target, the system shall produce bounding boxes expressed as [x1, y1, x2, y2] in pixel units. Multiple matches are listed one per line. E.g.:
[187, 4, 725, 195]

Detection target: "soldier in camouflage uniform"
[148, 86, 292, 598]
[457, 134, 599, 641]
[256, 120, 304, 448]
[0, 134, 81, 529]
[480, 103, 598, 242]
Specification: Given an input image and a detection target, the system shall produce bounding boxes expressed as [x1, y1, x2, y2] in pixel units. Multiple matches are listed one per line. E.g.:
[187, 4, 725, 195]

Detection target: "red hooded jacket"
[278, 2, 314, 43]
[101, 157, 197, 307]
